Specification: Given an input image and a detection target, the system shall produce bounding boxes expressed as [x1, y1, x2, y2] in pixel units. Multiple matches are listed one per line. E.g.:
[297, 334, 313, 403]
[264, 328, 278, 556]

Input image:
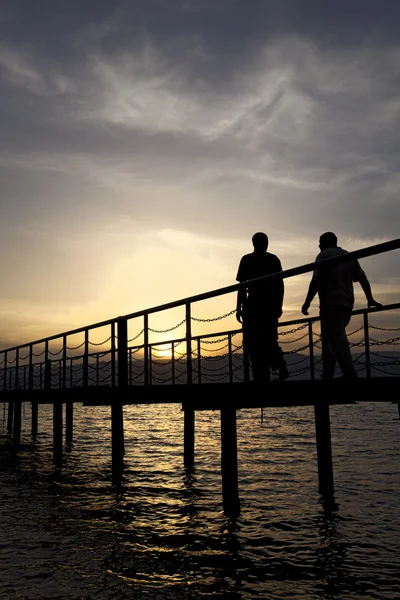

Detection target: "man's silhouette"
[236, 232, 289, 382]
[302, 231, 382, 380]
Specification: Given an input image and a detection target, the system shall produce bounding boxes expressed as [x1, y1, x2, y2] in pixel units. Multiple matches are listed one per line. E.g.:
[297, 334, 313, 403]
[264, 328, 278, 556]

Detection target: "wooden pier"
[1, 238, 399, 516]
[1, 376, 398, 517]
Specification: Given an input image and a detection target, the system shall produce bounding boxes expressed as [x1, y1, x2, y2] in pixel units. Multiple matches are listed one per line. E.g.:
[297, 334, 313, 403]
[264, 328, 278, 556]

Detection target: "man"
[302, 231, 382, 380]
[236, 232, 289, 382]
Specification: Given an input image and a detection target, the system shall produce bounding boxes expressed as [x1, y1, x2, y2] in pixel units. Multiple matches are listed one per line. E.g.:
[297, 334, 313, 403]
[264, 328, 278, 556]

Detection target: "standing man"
[236, 232, 289, 382]
[301, 231, 382, 380]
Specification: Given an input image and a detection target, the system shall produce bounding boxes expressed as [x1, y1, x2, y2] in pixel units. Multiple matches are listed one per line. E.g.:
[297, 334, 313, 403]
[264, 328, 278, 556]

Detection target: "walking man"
[301, 232, 382, 380]
[236, 232, 289, 382]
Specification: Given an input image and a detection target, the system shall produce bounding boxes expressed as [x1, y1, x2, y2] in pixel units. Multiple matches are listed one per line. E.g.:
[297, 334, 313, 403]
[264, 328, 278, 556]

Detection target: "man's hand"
[368, 298, 383, 309]
[301, 302, 310, 316]
[236, 309, 243, 324]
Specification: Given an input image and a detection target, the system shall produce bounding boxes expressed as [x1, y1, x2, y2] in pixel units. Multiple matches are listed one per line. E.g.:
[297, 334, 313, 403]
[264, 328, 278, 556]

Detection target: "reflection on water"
[0, 401, 399, 599]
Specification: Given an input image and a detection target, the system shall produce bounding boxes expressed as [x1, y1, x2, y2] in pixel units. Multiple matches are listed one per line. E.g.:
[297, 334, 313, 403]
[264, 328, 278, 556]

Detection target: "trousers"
[320, 305, 357, 378]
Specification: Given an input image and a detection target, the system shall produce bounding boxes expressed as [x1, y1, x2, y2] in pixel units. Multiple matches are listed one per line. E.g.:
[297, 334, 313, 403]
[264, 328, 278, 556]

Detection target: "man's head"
[319, 232, 337, 251]
[252, 232, 268, 252]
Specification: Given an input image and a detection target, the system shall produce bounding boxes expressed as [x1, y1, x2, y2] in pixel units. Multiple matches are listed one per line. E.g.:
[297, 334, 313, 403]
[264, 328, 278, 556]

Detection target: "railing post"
[363, 312, 371, 379]
[83, 330, 89, 387]
[64, 334, 72, 445]
[144, 314, 149, 386]
[13, 349, 21, 451]
[228, 334, 233, 383]
[184, 303, 195, 469]
[5, 352, 13, 434]
[171, 343, 175, 385]
[117, 318, 128, 389]
[149, 346, 153, 385]
[186, 303, 192, 385]
[242, 324, 250, 383]
[29, 345, 38, 437]
[308, 321, 315, 381]
[197, 339, 202, 384]
[44, 341, 51, 389]
[62, 336, 67, 389]
[111, 322, 116, 388]
[3, 351, 7, 392]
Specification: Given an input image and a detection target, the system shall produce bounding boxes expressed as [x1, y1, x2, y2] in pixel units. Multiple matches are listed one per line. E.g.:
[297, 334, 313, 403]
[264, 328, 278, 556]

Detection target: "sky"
[0, 0, 399, 348]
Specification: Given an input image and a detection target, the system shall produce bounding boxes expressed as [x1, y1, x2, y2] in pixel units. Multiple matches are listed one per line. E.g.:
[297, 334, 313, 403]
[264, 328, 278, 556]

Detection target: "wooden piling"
[184, 408, 195, 470]
[111, 318, 128, 483]
[31, 402, 38, 437]
[12, 401, 22, 451]
[221, 407, 240, 517]
[53, 401, 63, 467]
[111, 402, 124, 483]
[7, 401, 14, 433]
[314, 402, 334, 496]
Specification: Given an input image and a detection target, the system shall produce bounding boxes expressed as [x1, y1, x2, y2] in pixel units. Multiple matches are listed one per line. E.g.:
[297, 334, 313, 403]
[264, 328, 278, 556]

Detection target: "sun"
[151, 344, 173, 359]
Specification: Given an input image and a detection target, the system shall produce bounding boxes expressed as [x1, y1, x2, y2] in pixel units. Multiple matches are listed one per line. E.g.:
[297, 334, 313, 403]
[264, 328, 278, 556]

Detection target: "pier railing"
[1, 238, 399, 391]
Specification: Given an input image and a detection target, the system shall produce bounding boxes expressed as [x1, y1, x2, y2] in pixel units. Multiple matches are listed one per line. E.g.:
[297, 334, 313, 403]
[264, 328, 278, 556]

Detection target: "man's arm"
[301, 277, 319, 315]
[275, 259, 284, 318]
[236, 286, 246, 323]
[358, 271, 382, 308]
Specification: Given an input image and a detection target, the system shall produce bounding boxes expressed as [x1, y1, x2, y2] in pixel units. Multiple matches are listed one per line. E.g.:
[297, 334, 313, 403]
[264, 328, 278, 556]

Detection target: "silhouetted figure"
[236, 232, 289, 382]
[302, 232, 382, 380]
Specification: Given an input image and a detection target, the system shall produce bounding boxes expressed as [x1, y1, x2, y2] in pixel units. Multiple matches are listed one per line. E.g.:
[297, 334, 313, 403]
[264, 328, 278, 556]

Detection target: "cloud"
[0, 5, 398, 345]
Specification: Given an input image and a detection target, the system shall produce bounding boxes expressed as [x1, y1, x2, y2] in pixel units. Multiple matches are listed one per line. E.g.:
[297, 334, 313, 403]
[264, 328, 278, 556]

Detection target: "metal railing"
[0, 238, 399, 391]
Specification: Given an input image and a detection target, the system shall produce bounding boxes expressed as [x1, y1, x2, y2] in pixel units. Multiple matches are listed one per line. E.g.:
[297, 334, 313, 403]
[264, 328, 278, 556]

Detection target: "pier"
[1, 238, 399, 516]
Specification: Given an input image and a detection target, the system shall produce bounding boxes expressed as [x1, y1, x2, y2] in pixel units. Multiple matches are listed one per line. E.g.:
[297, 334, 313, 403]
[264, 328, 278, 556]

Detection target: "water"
[0, 400, 399, 599]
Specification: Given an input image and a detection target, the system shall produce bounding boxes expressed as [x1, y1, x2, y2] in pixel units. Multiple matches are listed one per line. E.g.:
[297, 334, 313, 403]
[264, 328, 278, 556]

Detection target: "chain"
[370, 337, 400, 346]
[370, 350, 400, 359]
[149, 318, 186, 334]
[200, 343, 229, 354]
[370, 324, 400, 331]
[201, 362, 229, 373]
[279, 323, 308, 336]
[198, 371, 230, 381]
[200, 336, 229, 345]
[32, 348, 45, 357]
[152, 359, 173, 368]
[191, 309, 236, 322]
[347, 325, 364, 337]
[5, 355, 17, 364]
[371, 365, 400, 377]
[66, 341, 85, 350]
[128, 329, 144, 342]
[48, 348, 63, 356]
[279, 331, 310, 344]
[285, 343, 311, 355]
[89, 336, 112, 346]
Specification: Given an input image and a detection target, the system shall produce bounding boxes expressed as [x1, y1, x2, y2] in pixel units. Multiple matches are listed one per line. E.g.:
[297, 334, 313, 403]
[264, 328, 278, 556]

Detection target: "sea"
[0, 399, 399, 600]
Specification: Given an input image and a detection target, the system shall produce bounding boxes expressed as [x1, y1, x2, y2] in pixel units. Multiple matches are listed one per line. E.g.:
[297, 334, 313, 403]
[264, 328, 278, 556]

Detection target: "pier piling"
[53, 402, 63, 467]
[7, 401, 14, 433]
[314, 402, 334, 496]
[184, 409, 195, 470]
[221, 407, 240, 517]
[31, 402, 38, 437]
[12, 401, 21, 451]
